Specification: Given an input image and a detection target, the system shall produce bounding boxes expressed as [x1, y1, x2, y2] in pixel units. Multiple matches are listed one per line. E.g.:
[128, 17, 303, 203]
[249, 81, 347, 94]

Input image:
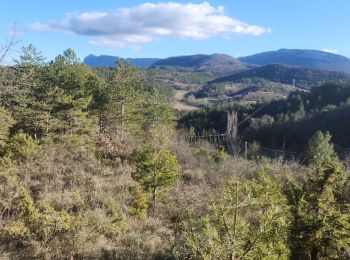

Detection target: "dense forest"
[0, 44, 350, 260]
[180, 80, 350, 153]
[209, 64, 350, 90]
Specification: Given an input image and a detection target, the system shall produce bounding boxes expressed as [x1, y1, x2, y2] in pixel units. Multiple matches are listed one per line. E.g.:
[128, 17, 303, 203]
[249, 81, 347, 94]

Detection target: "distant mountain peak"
[151, 53, 246, 74]
[239, 49, 350, 73]
[83, 54, 160, 68]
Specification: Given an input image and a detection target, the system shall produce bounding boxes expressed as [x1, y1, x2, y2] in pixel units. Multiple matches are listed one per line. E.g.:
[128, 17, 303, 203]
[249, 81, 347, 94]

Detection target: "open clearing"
[172, 90, 198, 111]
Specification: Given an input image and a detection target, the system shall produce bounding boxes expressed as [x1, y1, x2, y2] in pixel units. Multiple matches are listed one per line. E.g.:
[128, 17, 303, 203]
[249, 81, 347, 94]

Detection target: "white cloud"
[29, 1, 271, 48]
[323, 49, 339, 54]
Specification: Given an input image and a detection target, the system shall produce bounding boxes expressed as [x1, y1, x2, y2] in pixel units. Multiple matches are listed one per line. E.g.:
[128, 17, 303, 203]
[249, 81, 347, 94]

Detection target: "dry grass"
[2, 130, 344, 259]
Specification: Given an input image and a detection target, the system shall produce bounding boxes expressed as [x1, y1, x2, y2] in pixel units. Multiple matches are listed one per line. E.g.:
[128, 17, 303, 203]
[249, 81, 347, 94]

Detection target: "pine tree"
[3, 47, 94, 138]
[303, 130, 336, 166]
[4, 44, 46, 138]
[182, 171, 290, 259]
[291, 102, 305, 121]
[141, 90, 175, 131]
[102, 60, 145, 138]
[289, 160, 350, 259]
[13, 44, 46, 66]
[132, 131, 179, 213]
[129, 185, 148, 219]
[6, 131, 40, 161]
[94, 60, 174, 138]
[31, 49, 94, 137]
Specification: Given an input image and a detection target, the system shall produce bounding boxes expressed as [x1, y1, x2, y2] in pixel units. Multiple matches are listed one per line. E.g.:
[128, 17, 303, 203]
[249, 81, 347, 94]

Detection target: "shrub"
[302, 130, 336, 166]
[6, 131, 40, 161]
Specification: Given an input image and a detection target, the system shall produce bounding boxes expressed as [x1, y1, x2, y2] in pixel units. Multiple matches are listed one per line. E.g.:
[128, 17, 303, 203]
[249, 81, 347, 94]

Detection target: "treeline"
[179, 81, 350, 153]
[198, 77, 294, 99]
[260, 81, 350, 120]
[0, 45, 173, 139]
[245, 81, 350, 151]
[211, 64, 350, 89]
[246, 105, 350, 152]
[178, 103, 245, 133]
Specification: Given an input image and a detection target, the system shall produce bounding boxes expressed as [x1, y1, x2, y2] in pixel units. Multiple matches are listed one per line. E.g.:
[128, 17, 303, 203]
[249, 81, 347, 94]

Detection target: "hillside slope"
[211, 64, 350, 89]
[239, 49, 350, 73]
[83, 54, 159, 67]
[152, 54, 246, 75]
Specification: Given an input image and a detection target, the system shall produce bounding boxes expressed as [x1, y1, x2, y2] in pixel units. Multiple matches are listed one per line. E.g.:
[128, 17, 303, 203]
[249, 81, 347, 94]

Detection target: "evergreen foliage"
[181, 170, 290, 259]
[5, 131, 40, 161]
[132, 131, 179, 213]
[287, 160, 350, 259]
[303, 131, 336, 166]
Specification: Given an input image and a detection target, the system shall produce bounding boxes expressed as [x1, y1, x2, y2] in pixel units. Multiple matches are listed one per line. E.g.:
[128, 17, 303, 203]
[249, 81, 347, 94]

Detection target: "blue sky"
[1, 0, 349, 61]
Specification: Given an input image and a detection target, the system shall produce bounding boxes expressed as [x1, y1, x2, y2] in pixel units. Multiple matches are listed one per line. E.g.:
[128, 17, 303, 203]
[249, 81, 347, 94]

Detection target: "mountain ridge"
[238, 49, 350, 73]
[151, 53, 247, 75]
[83, 54, 160, 68]
[83, 49, 350, 74]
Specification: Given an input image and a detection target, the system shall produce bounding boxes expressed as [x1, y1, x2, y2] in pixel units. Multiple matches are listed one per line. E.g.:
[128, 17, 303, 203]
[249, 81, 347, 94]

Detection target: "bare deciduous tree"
[0, 23, 17, 65]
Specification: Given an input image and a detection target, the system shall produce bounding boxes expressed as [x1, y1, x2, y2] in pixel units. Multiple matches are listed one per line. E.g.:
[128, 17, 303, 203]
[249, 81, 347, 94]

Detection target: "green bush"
[302, 130, 336, 166]
[6, 131, 41, 161]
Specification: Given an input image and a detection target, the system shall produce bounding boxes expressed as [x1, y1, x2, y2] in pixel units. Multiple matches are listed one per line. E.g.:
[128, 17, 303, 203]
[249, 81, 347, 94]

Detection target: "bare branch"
[0, 23, 17, 65]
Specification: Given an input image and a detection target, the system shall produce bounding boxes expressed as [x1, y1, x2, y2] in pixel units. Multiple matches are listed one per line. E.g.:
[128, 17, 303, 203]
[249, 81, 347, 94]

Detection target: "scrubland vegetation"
[0, 44, 350, 260]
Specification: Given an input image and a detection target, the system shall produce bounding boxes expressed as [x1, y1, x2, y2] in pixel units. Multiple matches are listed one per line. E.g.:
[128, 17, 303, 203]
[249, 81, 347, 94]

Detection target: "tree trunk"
[151, 187, 157, 214]
[46, 112, 49, 135]
[121, 99, 125, 140]
[311, 247, 318, 260]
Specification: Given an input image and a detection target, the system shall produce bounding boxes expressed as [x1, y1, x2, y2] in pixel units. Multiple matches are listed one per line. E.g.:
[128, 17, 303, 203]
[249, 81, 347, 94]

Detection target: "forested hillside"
[239, 49, 350, 73]
[210, 64, 350, 89]
[82, 51, 350, 110]
[0, 44, 350, 260]
[151, 54, 247, 75]
[180, 81, 350, 152]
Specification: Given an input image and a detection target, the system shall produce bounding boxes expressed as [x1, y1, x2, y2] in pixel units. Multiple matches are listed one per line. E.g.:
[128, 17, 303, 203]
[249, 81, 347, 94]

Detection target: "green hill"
[239, 49, 350, 73]
[152, 54, 246, 75]
[211, 64, 350, 89]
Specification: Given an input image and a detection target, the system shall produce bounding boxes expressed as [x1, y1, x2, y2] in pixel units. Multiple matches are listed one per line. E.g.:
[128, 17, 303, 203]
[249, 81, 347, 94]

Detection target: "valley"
[86, 49, 350, 111]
